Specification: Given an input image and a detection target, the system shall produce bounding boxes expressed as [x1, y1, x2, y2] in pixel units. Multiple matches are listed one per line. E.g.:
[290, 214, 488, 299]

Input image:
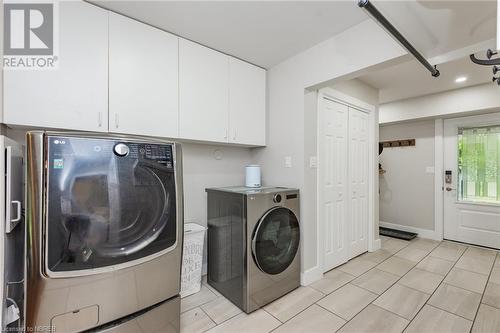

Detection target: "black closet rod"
[358, 0, 440, 78]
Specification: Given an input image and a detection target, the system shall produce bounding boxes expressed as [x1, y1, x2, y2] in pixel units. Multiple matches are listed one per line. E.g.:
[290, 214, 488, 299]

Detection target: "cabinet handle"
[224, 129, 228, 140]
[233, 129, 237, 141]
[98, 112, 102, 127]
[115, 114, 119, 128]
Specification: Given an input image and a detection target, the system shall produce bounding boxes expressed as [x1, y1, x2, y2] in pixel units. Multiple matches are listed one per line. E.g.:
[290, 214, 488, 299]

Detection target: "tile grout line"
[196, 305, 218, 332]
[426, 303, 476, 323]
[469, 252, 497, 332]
[263, 286, 332, 330]
[363, 242, 452, 328]
[327, 238, 417, 332]
[399, 244, 471, 332]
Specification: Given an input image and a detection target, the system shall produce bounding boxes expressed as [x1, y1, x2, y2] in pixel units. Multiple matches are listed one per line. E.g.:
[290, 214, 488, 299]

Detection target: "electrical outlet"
[285, 156, 292, 168]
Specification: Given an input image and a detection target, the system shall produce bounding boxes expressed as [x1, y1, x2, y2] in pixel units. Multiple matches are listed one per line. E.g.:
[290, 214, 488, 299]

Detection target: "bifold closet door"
[320, 98, 369, 272]
[319, 98, 349, 271]
[348, 107, 369, 257]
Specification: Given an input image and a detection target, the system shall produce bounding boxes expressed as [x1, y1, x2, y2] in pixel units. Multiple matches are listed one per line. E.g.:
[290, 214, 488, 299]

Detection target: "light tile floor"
[180, 236, 500, 333]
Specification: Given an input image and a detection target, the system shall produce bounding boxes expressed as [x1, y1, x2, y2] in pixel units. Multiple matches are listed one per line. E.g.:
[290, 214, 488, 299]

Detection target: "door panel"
[319, 98, 349, 271]
[179, 39, 229, 143]
[349, 108, 369, 257]
[444, 114, 500, 249]
[109, 13, 179, 138]
[3, 2, 108, 132]
[229, 58, 266, 145]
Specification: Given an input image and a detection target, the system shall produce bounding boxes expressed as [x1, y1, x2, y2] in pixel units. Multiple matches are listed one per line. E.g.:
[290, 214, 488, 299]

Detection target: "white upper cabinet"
[179, 39, 229, 143]
[229, 58, 266, 146]
[109, 13, 179, 138]
[3, 2, 108, 132]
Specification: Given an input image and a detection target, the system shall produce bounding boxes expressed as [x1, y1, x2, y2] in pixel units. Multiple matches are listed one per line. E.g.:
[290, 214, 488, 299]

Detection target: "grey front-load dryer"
[206, 186, 300, 313]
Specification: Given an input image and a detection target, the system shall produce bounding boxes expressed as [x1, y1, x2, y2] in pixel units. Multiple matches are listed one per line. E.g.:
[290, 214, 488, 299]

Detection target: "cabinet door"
[229, 58, 266, 146]
[3, 2, 108, 132]
[179, 39, 229, 143]
[109, 13, 179, 138]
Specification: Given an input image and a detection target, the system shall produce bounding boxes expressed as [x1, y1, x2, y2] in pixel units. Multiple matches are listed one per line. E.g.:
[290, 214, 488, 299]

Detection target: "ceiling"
[92, 1, 497, 69]
[370, 1, 497, 60]
[358, 56, 494, 103]
[91, 1, 368, 68]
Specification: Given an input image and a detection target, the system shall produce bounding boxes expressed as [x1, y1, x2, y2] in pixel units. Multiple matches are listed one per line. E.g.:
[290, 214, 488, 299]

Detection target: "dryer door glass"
[252, 207, 300, 275]
[45, 136, 177, 274]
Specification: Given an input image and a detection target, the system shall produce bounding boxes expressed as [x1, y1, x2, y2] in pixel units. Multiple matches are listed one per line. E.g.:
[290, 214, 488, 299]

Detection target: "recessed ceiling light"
[455, 76, 467, 83]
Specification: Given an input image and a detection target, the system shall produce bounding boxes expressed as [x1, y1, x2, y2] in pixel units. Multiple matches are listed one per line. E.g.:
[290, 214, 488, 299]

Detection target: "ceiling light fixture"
[455, 76, 467, 83]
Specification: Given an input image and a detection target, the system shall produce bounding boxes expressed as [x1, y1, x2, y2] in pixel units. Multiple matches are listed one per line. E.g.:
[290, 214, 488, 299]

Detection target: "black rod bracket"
[470, 54, 500, 66]
[358, 0, 440, 78]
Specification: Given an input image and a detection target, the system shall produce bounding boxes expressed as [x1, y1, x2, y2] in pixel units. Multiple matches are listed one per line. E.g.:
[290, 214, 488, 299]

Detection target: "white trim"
[316, 87, 377, 277]
[320, 88, 376, 114]
[371, 238, 381, 251]
[379, 221, 442, 241]
[434, 119, 444, 241]
[300, 265, 323, 286]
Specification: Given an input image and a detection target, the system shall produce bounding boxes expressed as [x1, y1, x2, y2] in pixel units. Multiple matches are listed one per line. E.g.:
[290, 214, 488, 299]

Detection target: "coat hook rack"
[380, 139, 416, 148]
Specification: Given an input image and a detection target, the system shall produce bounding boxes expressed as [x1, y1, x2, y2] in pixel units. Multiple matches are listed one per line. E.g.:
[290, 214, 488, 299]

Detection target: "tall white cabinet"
[179, 39, 229, 143]
[109, 13, 179, 138]
[3, 2, 109, 132]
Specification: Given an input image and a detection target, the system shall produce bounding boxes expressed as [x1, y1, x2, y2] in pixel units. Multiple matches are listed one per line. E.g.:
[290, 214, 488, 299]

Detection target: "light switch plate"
[309, 156, 317, 168]
[285, 156, 292, 168]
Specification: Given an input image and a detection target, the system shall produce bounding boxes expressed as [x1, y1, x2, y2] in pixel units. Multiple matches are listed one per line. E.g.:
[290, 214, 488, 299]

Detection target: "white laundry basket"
[180, 223, 206, 298]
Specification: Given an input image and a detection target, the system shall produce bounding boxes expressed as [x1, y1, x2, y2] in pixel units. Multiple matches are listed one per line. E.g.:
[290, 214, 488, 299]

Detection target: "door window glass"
[252, 207, 300, 275]
[46, 136, 177, 273]
[458, 126, 500, 204]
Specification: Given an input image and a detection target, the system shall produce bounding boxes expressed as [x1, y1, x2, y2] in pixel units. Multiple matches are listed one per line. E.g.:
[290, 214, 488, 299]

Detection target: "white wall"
[182, 143, 251, 226]
[253, 19, 406, 283]
[332, 79, 379, 106]
[380, 83, 500, 124]
[379, 120, 436, 233]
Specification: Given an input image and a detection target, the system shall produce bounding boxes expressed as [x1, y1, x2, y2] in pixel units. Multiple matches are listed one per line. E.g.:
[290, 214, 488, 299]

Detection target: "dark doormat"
[379, 227, 417, 240]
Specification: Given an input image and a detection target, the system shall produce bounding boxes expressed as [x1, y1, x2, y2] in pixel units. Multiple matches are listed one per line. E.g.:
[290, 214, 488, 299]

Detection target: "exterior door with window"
[443, 114, 500, 249]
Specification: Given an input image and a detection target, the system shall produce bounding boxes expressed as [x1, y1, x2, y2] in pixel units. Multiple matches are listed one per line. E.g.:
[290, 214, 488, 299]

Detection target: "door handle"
[10, 201, 21, 223]
[445, 187, 456, 192]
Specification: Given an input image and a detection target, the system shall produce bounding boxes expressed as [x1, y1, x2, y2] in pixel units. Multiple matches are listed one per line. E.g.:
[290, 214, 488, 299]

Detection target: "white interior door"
[319, 99, 369, 272]
[444, 114, 500, 249]
[349, 108, 369, 257]
[319, 98, 349, 271]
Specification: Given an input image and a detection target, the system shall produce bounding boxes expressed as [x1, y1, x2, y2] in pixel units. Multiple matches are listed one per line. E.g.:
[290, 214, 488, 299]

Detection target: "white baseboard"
[300, 265, 323, 286]
[379, 221, 443, 241]
[370, 238, 381, 252]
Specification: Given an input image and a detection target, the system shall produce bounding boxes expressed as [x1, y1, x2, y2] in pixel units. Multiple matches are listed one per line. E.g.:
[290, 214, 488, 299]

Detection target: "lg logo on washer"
[3, 2, 58, 69]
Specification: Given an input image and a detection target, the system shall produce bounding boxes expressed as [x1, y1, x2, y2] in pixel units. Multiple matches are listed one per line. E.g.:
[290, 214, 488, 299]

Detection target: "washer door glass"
[46, 136, 177, 274]
[252, 207, 300, 275]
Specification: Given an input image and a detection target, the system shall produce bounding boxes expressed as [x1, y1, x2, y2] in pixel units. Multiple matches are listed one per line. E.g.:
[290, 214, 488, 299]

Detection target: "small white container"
[245, 165, 261, 188]
[180, 223, 206, 298]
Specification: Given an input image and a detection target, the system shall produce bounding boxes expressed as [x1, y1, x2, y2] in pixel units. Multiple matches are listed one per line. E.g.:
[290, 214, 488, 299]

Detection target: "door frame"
[316, 87, 378, 274]
[438, 112, 500, 247]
